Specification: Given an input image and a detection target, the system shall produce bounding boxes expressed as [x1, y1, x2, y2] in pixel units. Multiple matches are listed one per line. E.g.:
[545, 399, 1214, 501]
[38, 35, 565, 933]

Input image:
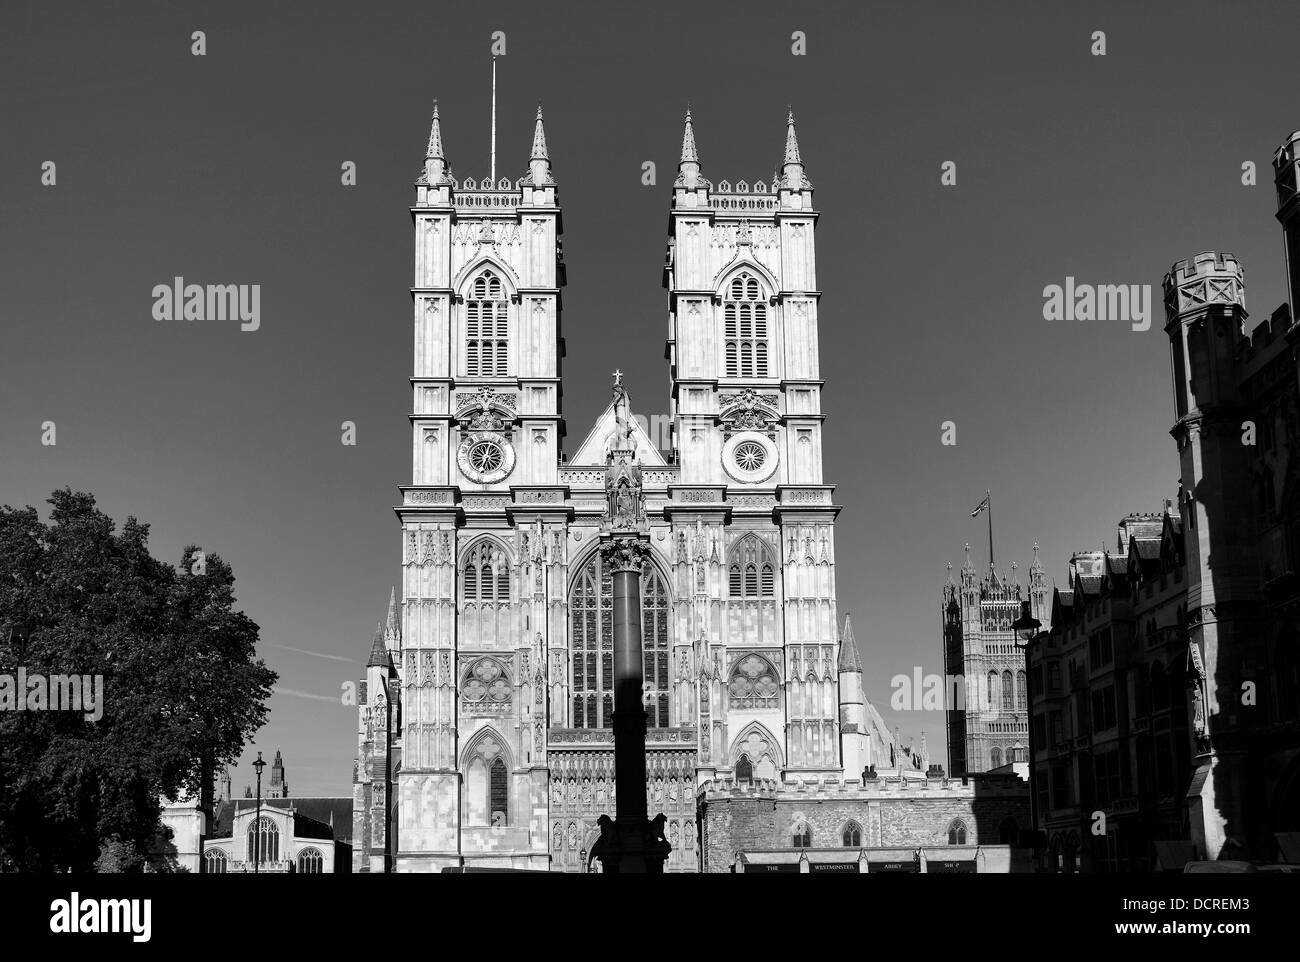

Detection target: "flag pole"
[986, 489, 994, 572]
[490, 56, 497, 183]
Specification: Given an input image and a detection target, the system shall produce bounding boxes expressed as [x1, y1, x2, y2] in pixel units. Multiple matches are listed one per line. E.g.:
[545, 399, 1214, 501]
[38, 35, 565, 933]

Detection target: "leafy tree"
[0, 489, 276, 872]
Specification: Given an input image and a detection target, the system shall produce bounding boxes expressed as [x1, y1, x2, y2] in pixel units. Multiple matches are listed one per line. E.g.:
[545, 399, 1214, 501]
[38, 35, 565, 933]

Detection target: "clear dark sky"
[2, 0, 1297, 795]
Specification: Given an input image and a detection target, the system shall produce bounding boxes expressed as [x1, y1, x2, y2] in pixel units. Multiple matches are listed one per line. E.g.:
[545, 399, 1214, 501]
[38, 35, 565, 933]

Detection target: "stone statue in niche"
[605, 452, 644, 531]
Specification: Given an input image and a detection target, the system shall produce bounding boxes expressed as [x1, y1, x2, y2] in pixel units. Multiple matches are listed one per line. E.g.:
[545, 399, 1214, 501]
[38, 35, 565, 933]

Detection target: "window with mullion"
[569, 553, 672, 728]
[465, 271, 508, 377]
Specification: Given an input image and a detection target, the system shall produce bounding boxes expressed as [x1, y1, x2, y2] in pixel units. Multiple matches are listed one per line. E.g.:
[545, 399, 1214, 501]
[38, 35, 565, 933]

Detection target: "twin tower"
[351, 102, 877, 872]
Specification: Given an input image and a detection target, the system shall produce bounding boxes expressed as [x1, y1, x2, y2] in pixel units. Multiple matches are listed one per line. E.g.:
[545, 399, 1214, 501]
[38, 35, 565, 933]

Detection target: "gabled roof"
[568, 400, 668, 467]
[1073, 574, 1103, 599]
[211, 797, 354, 843]
[1050, 586, 1075, 628]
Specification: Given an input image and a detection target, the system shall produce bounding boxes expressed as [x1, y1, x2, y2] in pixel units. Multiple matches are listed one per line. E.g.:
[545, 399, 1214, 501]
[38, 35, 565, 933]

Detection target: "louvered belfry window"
[466, 270, 508, 377]
[723, 273, 769, 378]
[728, 535, 776, 599]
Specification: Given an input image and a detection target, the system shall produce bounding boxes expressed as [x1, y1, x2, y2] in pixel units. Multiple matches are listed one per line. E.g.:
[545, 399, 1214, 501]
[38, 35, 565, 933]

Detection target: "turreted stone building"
[349, 99, 1027, 872]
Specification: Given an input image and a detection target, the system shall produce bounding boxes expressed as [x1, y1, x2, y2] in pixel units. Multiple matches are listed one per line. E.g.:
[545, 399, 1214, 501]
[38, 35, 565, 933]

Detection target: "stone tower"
[1274, 130, 1300, 312]
[663, 109, 844, 781]
[837, 614, 869, 776]
[1162, 251, 1260, 859]
[267, 748, 287, 799]
[353, 615, 397, 872]
[942, 542, 1041, 775]
[388, 100, 564, 872]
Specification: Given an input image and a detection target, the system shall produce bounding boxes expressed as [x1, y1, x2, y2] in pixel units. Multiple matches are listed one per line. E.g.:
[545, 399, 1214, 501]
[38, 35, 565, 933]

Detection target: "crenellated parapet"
[1162, 251, 1246, 324]
[697, 770, 1028, 801]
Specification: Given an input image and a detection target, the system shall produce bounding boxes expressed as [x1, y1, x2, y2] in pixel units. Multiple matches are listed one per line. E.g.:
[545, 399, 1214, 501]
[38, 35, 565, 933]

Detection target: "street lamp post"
[251, 751, 266, 875]
[1011, 602, 1043, 871]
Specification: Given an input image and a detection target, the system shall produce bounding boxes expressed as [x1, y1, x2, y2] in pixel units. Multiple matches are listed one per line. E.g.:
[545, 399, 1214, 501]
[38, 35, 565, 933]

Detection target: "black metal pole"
[254, 770, 261, 874]
[1024, 634, 1038, 869]
[611, 564, 649, 823]
[253, 751, 264, 875]
[591, 534, 670, 873]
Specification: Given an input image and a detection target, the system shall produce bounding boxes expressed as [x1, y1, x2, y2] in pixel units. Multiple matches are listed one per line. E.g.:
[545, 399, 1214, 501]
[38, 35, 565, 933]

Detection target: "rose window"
[468, 440, 504, 474]
[733, 440, 766, 472]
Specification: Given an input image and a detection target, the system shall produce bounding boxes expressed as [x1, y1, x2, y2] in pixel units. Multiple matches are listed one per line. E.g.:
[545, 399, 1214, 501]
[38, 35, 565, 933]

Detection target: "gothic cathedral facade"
[352, 103, 877, 872]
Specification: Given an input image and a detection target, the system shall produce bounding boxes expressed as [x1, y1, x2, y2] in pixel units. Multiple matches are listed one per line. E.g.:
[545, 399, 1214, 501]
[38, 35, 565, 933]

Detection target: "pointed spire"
[528, 104, 554, 186]
[674, 107, 705, 189]
[783, 107, 802, 165]
[837, 613, 862, 672]
[384, 586, 400, 642]
[779, 107, 811, 189]
[680, 107, 698, 164]
[367, 619, 392, 669]
[531, 104, 548, 160]
[426, 100, 444, 160]
[421, 100, 452, 186]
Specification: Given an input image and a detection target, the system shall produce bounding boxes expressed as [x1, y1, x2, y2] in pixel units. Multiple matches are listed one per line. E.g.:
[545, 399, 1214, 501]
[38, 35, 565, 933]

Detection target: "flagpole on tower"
[987, 488, 994, 572]
[490, 56, 497, 183]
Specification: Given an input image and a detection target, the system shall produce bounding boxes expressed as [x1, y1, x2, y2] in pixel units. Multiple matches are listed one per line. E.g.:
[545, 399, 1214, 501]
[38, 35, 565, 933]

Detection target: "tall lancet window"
[727, 534, 777, 645]
[465, 270, 508, 377]
[569, 552, 672, 729]
[723, 272, 769, 378]
[461, 541, 511, 647]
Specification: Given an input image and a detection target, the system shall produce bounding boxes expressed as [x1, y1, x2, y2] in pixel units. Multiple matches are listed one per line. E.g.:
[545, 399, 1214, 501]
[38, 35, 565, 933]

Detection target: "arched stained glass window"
[248, 816, 279, 864]
[842, 821, 862, 847]
[490, 757, 509, 825]
[204, 849, 228, 874]
[569, 552, 671, 728]
[947, 819, 968, 845]
[297, 848, 323, 873]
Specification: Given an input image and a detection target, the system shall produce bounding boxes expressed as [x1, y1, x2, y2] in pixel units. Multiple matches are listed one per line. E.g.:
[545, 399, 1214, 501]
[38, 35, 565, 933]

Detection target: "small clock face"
[722, 432, 778, 484]
[457, 432, 515, 484]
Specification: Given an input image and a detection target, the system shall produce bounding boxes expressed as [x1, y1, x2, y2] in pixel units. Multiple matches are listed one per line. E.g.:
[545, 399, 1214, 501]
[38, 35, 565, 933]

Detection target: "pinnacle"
[837, 613, 862, 672]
